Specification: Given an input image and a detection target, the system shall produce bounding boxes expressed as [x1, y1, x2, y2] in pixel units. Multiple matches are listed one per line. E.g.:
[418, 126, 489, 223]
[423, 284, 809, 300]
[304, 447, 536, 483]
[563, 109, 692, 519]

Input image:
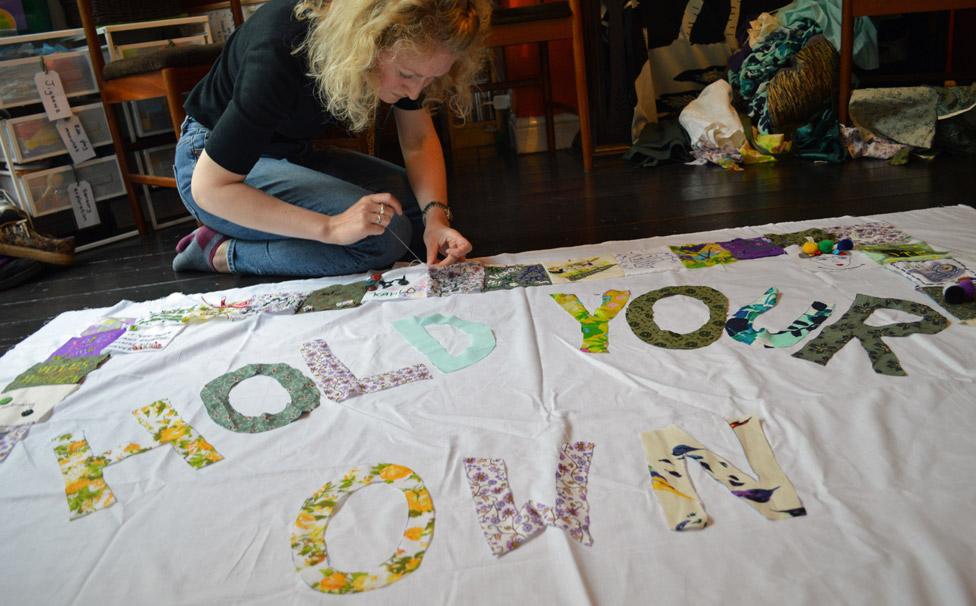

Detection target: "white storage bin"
[3, 103, 112, 163]
[0, 50, 98, 109]
[509, 112, 580, 154]
[20, 155, 125, 216]
[140, 144, 176, 178]
[130, 97, 172, 137]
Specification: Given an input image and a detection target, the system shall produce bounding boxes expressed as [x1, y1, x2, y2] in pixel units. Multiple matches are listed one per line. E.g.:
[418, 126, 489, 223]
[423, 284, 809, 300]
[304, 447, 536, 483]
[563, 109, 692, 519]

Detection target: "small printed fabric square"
[47, 329, 125, 360]
[484, 264, 552, 291]
[826, 222, 912, 246]
[716, 237, 785, 261]
[4, 355, 109, 392]
[361, 266, 429, 303]
[614, 249, 683, 275]
[248, 291, 308, 314]
[888, 259, 974, 287]
[545, 256, 624, 283]
[0, 384, 80, 427]
[919, 286, 976, 325]
[670, 243, 737, 269]
[428, 261, 485, 297]
[103, 323, 186, 354]
[763, 228, 834, 249]
[0, 425, 30, 463]
[82, 317, 134, 335]
[859, 242, 948, 264]
[298, 281, 369, 312]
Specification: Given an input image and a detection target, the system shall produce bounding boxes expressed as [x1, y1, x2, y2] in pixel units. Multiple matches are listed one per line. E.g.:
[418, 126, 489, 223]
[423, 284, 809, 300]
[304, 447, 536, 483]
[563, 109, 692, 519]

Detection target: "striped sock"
[172, 226, 229, 272]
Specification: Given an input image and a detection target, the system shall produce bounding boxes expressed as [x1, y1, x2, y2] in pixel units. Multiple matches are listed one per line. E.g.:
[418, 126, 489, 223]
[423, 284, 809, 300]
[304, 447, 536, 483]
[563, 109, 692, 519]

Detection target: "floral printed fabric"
[715, 237, 785, 261]
[0, 425, 30, 463]
[392, 314, 495, 373]
[840, 125, 908, 160]
[291, 463, 434, 594]
[199, 363, 320, 433]
[463, 442, 595, 557]
[483, 264, 551, 291]
[52, 400, 223, 519]
[627, 286, 729, 350]
[919, 287, 976, 326]
[4, 354, 109, 392]
[614, 249, 683, 275]
[428, 262, 485, 297]
[824, 222, 912, 246]
[300, 339, 431, 402]
[551, 290, 631, 353]
[763, 228, 834, 249]
[725, 287, 834, 348]
[298, 282, 368, 312]
[640, 418, 806, 531]
[792, 293, 949, 376]
[669, 243, 737, 269]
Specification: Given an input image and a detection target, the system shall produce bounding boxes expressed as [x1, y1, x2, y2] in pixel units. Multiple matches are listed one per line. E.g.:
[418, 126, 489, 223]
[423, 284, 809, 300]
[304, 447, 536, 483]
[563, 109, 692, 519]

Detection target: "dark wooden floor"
[2, 149, 974, 355]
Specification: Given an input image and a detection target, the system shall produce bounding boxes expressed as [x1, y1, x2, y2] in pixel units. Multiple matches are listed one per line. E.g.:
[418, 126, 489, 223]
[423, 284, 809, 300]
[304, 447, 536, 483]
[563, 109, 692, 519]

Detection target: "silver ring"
[375, 214, 382, 225]
[379, 204, 386, 216]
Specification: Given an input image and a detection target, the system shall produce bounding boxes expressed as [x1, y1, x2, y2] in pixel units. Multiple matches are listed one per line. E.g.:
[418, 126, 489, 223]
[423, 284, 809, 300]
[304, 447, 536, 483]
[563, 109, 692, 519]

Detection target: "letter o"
[626, 286, 729, 349]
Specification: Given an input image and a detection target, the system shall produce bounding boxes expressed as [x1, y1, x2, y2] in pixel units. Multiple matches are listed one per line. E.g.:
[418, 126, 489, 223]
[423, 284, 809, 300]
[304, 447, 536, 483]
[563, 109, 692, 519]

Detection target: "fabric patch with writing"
[888, 259, 974, 287]
[640, 417, 806, 531]
[858, 242, 948, 264]
[298, 282, 369, 312]
[551, 290, 631, 353]
[103, 323, 186, 353]
[0, 426, 30, 463]
[48, 329, 125, 360]
[361, 266, 429, 303]
[919, 286, 976, 325]
[715, 237, 785, 260]
[200, 363, 320, 433]
[484, 264, 552, 291]
[626, 286, 729, 349]
[0, 384, 79, 427]
[301, 339, 431, 402]
[52, 400, 222, 519]
[4, 355, 109, 392]
[291, 463, 434, 594]
[763, 228, 833, 249]
[614, 249, 683, 275]
[669, 243, 737, 269]
[249, 291, 307, 314]
[825, 222, 912, 246]
[428, 262, 485, 297]
[464, 441, 594, 556]
[545, 257, 624, 283]
[392, 314, 495, 373]
[792, 293, 949, 376]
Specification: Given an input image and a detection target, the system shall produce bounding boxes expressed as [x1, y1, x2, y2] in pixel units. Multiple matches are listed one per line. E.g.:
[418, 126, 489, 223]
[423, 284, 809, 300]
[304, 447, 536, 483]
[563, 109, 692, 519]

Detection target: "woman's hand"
[424, 221, 472, 266]
[323, 193, 403, 245]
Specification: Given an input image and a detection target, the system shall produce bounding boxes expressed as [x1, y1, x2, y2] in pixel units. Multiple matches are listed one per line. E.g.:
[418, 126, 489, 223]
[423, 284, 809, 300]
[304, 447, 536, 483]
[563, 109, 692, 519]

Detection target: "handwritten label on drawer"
[34, 71, 72, 121]
[56, 116, 97, 164]
[69, 180, 101, 229]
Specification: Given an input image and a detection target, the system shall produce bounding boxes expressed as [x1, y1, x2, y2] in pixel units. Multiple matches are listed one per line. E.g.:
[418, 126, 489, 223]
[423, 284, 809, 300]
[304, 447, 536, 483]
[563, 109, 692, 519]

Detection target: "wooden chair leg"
[539, 42, 557, 155]
[570, 0, 593, 171]
[103, 102, 148, 234]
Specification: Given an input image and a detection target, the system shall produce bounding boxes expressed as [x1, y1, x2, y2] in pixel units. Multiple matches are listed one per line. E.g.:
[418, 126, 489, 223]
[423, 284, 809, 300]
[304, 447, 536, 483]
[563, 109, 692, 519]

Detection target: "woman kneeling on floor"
[173, 0, 489, 276]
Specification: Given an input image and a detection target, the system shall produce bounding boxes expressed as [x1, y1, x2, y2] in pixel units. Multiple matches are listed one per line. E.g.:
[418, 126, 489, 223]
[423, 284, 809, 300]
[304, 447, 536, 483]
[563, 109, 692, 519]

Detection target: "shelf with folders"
[0, 28, 140, 250]
[445, 48, 509, 153]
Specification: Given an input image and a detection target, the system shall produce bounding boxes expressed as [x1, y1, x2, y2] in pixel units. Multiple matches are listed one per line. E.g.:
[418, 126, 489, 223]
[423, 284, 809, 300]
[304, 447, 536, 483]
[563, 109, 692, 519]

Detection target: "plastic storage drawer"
[20, 156, 125, 216]
[3, 103, 112, 163]
[0, 50, 98, 109]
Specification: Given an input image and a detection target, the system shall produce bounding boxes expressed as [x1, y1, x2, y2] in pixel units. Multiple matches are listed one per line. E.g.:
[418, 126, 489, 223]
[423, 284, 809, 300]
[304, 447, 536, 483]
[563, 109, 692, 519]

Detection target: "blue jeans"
[174, 117, 424, 276]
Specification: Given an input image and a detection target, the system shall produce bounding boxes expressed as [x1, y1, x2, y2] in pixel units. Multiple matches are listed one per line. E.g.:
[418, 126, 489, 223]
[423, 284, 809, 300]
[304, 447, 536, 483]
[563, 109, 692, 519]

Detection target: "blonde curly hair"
[294, 0, 491, 132]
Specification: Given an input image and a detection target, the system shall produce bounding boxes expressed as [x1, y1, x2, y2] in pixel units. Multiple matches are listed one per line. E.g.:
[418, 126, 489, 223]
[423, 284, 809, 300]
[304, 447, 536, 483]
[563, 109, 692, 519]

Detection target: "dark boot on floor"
[0, 254, 45, 290]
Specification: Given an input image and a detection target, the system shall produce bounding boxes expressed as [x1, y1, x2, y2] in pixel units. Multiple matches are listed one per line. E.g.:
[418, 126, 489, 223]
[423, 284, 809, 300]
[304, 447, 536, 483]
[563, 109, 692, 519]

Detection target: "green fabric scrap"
[298, 282, 369, 312]
[859, 242, 948, 264]
[200, 363, 320, 433]
[792, 293, 948, 376]
[919, 286, 976, 324]
[5, 354, 109, 392]
[626, 286, 729, 350]
[763, 229, 833, 249]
